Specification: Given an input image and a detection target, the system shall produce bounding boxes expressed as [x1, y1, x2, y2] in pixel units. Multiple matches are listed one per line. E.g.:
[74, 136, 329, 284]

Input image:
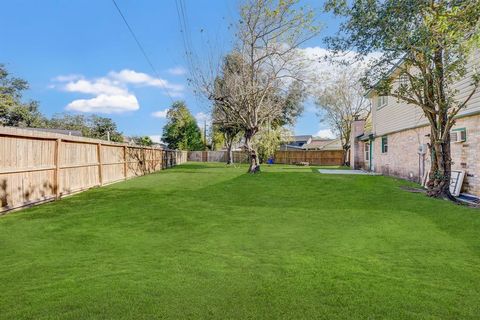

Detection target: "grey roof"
[292, 135, 312, 141]
[24, 127, 83, 137]
[279, 144, 305, 150]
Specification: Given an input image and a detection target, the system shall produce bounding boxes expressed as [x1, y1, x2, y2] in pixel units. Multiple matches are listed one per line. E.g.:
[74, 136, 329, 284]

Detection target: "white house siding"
[372, 50, 480, 136]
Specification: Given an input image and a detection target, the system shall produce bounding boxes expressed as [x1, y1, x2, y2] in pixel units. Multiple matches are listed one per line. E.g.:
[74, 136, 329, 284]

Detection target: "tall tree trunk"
[426, 129, 455, 200]
[244, 128, 259, 173]
[226, 138, 233, 165]
[342, 145, 350, 166]
[426, 49, 456, 201]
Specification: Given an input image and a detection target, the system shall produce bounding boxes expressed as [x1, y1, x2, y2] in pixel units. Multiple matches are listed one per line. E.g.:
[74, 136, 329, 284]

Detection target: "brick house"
[350, 50, 480, 196]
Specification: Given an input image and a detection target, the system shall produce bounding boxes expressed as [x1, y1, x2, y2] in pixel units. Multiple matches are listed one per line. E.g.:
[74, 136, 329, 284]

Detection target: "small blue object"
[267, 158, 274, 165]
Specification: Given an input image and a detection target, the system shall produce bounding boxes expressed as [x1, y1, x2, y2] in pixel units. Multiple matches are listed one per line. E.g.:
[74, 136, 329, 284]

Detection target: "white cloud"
[109, 69, 184, 96]
[167, 66, 187, 76]
[151, 109, 169, 118]
[315, 128, 336, 139]
[53, 68, 184, 113]
[66, 94, 139, 113]
[52, 74, 83, 82]
[64, 79, 128, 96]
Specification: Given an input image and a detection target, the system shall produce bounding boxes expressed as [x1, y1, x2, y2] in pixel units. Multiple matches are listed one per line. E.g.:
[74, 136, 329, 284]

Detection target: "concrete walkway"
[318, 169, 381, 175]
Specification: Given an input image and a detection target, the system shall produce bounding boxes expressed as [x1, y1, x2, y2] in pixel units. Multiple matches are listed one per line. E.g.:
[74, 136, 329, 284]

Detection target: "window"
[451, 128, 467, 143]
[364, 143, 370, 161]
[377, 95, 388, 109]
[381, 136, 388, 153]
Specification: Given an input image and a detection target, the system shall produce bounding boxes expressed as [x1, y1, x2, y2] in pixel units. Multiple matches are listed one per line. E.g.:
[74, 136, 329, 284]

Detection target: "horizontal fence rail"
[188, 150, 344, 166]
[0, 127, 187, 214]
[273, 150, 344, 166]
[188, 151, 249, 163]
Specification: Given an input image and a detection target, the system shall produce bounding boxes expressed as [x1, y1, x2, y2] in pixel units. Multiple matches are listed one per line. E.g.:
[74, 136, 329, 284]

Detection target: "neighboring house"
[302, 138, 343, 151]
[280, 136, 343, 151]
[24, 127, 83, 137]
[351, 50, 480, 196]
[279, 135, 312, 150]
[152, 142, 168, 149]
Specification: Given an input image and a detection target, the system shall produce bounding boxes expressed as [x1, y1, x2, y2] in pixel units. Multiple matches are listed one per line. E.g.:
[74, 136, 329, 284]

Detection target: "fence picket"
[0, 126, 187, 214]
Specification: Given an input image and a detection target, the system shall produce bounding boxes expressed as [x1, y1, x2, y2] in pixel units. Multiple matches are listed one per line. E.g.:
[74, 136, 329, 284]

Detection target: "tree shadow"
[126, 148, 185, 177]
[1, 178, 58, 214]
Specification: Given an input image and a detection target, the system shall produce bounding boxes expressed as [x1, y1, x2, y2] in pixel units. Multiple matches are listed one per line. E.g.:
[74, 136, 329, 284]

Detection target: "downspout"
[418, 145, 426, 184]
[369, 137, 374, 171]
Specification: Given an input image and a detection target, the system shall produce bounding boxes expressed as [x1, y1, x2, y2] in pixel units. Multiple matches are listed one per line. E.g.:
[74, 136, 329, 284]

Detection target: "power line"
[111, 0, 175, 103]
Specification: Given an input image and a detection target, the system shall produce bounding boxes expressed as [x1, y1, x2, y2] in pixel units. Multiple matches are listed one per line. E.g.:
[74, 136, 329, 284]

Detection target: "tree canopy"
[47, 113, 124, 142]
[131, 136, 153, 146]
[162, 101, 204, 151]
[0, 64, 45, 127]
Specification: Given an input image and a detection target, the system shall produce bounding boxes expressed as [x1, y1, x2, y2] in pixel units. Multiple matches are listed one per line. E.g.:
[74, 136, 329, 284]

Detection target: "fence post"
[97, 143, 103, 186]
[54, 138, 61, 199]
[123, 146, 127, 180]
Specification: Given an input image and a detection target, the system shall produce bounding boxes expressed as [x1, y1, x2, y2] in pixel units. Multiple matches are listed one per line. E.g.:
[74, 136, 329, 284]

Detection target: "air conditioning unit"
[451, 129, 467, 143]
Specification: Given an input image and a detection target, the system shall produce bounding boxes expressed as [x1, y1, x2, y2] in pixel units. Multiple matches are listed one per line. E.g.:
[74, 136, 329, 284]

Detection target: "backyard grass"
[1, 162, 480, 319]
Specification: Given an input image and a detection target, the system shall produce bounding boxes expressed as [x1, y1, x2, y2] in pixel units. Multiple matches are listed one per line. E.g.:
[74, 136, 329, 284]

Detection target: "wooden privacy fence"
[188, 151, 249, 163]
[188, 150, 344, 166]
[274, 150, 344, 166]
[0, 127, 187, 213]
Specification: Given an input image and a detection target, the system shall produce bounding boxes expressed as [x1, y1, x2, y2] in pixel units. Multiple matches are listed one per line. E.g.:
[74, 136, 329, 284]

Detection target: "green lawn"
[1, 163, 480, 319]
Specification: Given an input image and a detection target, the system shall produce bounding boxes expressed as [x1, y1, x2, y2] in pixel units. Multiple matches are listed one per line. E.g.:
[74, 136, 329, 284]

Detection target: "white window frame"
[451, 128, 467, 143]
[377, 95, 388, 109]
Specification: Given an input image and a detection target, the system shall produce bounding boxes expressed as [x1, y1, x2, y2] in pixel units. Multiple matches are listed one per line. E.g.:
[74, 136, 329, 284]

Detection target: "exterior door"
[364, 142, 370, 170]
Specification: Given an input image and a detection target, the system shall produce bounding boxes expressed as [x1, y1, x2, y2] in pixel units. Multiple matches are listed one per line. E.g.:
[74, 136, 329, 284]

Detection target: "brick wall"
[371, 114, 480, 196]
[350, 120, 366, 169]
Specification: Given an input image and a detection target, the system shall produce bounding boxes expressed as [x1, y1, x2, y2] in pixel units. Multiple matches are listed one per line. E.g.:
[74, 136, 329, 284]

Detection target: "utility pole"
[204, 119, 207, 150]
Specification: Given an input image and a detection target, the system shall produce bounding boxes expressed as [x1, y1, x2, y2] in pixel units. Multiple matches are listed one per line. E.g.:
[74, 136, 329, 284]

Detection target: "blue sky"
[0, 0, 341, 140]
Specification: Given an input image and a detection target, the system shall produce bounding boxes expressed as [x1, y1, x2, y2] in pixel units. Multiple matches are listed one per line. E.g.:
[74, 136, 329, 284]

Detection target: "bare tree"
[314, 66, 370, 164]
[191, 0, 319, 173]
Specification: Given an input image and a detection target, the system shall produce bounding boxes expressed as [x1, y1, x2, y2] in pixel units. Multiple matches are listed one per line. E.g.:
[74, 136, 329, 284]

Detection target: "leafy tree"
[132, 136, 153, 146]
[47, 113, 123, 142]
[88, 115, 123, 142]
[0, 64, 46, 127]
[211, 101, 243, 164]
[275, 81, 305, 128]
[210, 125, 225, 151]
[210, 53, 245, 164]
[254, 126, 292, 164]
[48, 113, 89, 135]
[162, 101, 204, 150]
[325, 0, 480, 199]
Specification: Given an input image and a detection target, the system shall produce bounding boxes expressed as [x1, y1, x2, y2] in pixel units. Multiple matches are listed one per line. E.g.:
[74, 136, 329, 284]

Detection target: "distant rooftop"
[291, 135, 312, 141]
[23, 127, 83, 137]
